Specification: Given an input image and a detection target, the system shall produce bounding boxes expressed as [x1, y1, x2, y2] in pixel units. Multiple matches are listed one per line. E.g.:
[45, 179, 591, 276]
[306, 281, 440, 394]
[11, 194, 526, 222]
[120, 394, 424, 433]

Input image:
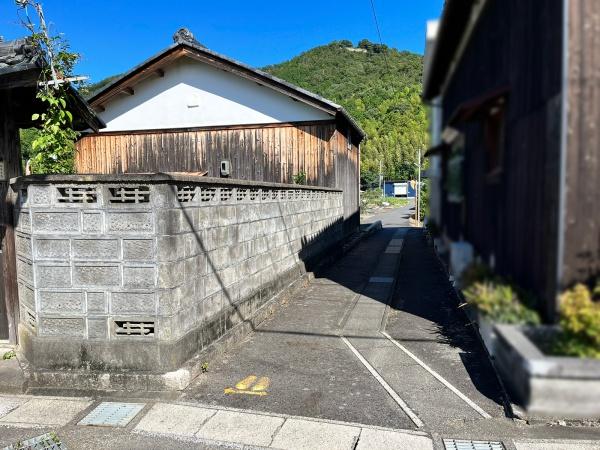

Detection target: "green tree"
[16, 0, 81, 174]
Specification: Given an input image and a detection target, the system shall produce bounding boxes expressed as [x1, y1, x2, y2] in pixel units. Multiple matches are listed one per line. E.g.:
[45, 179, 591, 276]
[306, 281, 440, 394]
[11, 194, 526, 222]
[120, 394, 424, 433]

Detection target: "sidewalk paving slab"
[0, 398, 92, 428]
[197, 410, 284, 447]
[134, 403, 215, 437]
[356, 427, 433, 450]
[270, 418, 359, 450]
[0, 396, 27, 419]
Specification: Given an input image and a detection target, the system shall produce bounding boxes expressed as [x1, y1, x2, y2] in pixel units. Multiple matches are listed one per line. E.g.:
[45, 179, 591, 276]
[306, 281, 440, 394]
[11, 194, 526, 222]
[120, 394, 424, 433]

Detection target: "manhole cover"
[443, 439, 505, 450]
[78, 402, 145, 427]
[2, 432, 66, 450]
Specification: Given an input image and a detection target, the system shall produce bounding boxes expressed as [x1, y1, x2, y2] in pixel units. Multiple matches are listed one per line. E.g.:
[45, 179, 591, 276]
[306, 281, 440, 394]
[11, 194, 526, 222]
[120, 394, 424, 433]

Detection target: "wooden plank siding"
[75, 120, 360, 234]
[0, 90, 23, 343]
[563, 0, 600, 288]
[439, 0, 563, 318]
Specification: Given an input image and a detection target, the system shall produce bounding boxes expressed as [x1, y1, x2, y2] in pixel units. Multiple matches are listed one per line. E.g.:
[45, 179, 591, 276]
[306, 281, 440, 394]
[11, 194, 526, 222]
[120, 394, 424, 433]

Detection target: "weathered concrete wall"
[12, 174, 344, 373]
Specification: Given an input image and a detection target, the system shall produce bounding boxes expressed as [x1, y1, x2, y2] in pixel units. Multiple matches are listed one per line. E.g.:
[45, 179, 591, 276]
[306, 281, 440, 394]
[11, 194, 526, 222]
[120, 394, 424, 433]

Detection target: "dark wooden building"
[0, 38, 103, 343]
[76, 29, 364, 235]
[423, 0, 600, 319]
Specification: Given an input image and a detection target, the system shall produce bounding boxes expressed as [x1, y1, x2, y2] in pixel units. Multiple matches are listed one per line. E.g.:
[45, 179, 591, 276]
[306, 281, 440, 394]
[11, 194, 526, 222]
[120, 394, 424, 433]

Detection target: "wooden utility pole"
[417, 149, 421, 226]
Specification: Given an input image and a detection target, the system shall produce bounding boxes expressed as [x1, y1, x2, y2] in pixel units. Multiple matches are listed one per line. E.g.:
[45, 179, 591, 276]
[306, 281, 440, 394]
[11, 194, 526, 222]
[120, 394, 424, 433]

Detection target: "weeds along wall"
[12, 174, 344, 373]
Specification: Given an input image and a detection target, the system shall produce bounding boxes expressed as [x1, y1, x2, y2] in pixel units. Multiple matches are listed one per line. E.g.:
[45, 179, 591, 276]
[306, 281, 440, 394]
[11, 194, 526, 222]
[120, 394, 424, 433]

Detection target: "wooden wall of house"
[0, 90, 22, 343]
[440, 0, 563, 319]
[75, 120, 360, 234]
[563, 0, 600, 288]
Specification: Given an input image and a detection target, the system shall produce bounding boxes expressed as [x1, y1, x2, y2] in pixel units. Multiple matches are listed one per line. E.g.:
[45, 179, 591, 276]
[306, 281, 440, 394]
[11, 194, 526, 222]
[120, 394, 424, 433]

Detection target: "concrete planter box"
[494, 324, 600, 419]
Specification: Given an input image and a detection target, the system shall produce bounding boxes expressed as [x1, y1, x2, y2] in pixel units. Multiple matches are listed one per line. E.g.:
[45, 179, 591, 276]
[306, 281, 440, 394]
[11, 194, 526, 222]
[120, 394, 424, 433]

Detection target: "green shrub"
[463, 280, 540, 325]
[460, 262, 494, 288]
[293, 171, 306, 185]
[425, 219, 440, 237]
[553, 283, 600, 359]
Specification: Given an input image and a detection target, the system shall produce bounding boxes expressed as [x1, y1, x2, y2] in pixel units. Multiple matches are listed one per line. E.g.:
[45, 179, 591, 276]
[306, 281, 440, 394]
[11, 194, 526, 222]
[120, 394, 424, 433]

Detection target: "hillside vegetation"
[263, 39, 428, 184]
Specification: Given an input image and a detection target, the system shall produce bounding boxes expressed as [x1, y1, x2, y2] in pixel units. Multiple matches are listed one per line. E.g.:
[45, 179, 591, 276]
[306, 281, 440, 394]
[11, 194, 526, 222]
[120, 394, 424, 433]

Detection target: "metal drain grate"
[443, 439, 505, 450]
[3, 432, 66, 449]
[78, 402, 145, 427]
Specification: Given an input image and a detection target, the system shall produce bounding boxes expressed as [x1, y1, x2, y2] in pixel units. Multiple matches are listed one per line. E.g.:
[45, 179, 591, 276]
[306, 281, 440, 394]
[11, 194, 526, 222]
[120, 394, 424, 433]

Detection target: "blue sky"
[0, 1, 444, 83]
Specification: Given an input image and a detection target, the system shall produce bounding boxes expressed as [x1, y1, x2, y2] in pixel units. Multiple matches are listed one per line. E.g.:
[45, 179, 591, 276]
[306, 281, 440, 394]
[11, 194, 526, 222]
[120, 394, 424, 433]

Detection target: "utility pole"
[416, 149, 421, 227]
[379, 160, 383, 198]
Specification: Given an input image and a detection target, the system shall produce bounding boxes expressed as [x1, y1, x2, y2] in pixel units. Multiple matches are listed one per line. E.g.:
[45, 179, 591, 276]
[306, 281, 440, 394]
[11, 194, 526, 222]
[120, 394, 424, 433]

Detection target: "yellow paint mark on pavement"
[250, 377, 269, 392]
[225, 375, 270, 396]
[235, 375, 257, 390]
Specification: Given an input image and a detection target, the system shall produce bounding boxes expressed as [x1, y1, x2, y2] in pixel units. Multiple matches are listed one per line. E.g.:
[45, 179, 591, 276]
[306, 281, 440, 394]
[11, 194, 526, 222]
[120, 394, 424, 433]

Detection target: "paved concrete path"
[0, 205, 598, 449]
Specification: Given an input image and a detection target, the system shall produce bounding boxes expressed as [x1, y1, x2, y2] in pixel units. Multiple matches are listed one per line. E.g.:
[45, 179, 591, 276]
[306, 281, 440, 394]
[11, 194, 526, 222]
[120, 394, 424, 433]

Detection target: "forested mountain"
[263, 40, 428, 184]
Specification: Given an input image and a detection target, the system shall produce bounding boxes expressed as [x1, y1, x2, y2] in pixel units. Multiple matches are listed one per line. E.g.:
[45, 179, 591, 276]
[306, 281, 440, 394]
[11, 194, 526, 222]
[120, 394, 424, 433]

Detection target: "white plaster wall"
[98, 57, 332, 132]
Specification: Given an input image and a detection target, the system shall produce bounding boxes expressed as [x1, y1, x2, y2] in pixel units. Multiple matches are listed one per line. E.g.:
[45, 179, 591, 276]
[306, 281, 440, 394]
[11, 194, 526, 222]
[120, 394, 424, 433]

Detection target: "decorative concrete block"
[217, 205, 237, 227]
[82, 212, 103, 234]
[15, 234, 32, 259]
[39, 317, 85, 337]
[184, 233, 203, 257]
[157, 235, 185, 262]
[107, 212, 153, 233]
[88, 318, 108, 339]
[36, 265, 71, 288]
[156, 209, 183, 235]
[29, 185, 52, 205]
[16, 210, 31, 232]
[204, 272, 221, 297]
[73, 265, 120, 287]
[195, 206, 213, 229]
[202, 291, 222, 320]
[18, 282, 35, 309]
[123, 239, 154, 261]
[39, 291, 84, 314]
[123, 266, 156, 289]
[111, 292, 156, 314]
[73, 239, 119, 260]
[34, 239, 70, 259]
[33, 212, 79, 233]
[158, 261, 184, 288]
[208, 247, 230, 271]
[87, 292, 107, 314]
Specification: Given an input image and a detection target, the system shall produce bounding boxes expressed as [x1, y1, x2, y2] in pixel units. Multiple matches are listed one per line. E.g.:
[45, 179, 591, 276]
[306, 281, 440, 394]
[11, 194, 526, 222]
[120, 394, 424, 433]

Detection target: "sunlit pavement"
[0, 204, 598, 449]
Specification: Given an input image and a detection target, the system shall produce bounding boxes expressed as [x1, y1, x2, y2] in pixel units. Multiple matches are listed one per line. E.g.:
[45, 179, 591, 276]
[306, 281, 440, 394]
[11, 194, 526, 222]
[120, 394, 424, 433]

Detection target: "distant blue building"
[383, 181, 417, 198]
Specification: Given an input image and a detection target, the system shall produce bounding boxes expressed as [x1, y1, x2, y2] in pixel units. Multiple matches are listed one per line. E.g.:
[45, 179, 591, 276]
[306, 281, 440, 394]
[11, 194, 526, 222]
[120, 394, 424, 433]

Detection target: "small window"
[484, 102, 505, 179]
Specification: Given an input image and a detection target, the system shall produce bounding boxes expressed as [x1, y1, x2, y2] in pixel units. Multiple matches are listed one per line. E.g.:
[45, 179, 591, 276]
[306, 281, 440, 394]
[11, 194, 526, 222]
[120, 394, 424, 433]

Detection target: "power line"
[369, 0, 390, 71]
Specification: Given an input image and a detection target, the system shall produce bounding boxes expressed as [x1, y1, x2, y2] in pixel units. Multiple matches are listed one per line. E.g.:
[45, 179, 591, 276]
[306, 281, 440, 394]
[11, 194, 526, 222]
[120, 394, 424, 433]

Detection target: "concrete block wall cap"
[11, 173, 342, 192]
[495, 324, 600, 379]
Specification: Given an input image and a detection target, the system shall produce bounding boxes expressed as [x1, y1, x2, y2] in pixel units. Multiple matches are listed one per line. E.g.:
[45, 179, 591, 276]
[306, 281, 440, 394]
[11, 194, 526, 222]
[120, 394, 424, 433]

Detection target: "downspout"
[556, 0, 569, 319]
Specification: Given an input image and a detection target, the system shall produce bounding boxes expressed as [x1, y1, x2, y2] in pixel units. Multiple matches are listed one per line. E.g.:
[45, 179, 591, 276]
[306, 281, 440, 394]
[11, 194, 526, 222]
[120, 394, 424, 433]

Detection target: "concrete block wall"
[13, 175, 344, 372]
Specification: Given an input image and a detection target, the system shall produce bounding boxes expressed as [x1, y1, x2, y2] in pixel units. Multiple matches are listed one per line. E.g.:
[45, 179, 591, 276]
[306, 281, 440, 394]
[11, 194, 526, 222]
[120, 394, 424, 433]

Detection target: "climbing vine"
[16, 0, 80, 173]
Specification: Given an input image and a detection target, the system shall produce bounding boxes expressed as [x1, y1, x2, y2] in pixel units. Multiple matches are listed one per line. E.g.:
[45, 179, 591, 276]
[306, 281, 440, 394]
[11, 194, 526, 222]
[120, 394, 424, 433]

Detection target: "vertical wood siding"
[439, 0, 563, 318]
[75, 121, 360, 234]
[0, 90, 22, 343]
[563, 0, 600, 287]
